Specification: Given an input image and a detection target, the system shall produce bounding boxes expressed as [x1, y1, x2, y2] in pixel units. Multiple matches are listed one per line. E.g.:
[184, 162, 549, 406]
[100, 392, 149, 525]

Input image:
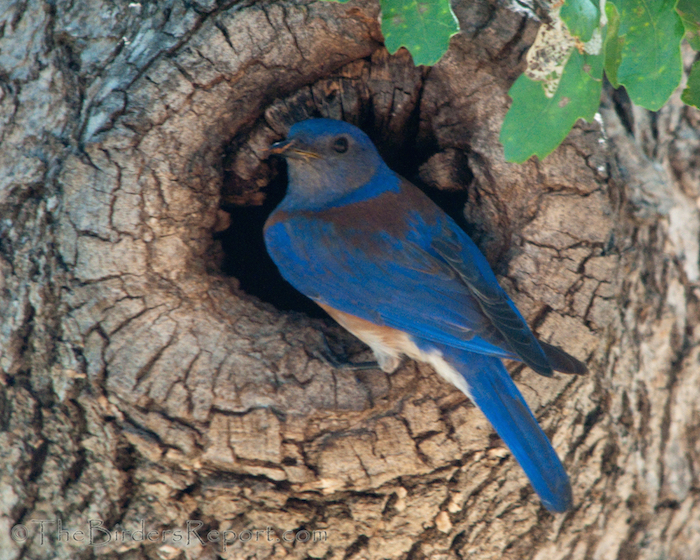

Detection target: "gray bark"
[0, 0, 698, 559]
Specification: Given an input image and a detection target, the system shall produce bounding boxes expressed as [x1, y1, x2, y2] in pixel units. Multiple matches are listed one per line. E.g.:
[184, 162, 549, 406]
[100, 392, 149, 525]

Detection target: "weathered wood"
[1, 0, 699, 558]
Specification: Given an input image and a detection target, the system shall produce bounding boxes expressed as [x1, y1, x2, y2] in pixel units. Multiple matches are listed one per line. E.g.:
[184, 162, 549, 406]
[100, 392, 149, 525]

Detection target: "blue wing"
[264, 179, 575, 511]
[264, 181, 556, 375]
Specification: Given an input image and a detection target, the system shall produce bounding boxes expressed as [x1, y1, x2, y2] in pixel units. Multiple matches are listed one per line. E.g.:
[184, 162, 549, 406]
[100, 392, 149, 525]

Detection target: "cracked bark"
[1, 0, 699, 559]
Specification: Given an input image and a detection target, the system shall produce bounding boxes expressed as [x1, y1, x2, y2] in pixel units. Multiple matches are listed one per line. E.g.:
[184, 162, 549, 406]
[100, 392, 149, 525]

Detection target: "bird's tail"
[435, 344, 572, 513]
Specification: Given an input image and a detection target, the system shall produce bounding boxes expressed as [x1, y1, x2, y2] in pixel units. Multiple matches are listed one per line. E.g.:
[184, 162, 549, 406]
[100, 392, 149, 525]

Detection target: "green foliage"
[320, 0, 700, 162]
[682, 61, 700, 109]
[560, 0, 600, 42]
[504, 0, 692, 161]
[607, 0, 684, 111]
[603, 3, 623, 88]
[500, 50, 603, 163]
[320, 0, 457, 65]
[379, 0, 459, 65]
[677, 0, 700, 50]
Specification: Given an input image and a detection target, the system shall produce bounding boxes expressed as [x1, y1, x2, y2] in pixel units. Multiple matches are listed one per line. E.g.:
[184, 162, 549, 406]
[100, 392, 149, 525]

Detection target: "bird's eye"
[333, 136, 349, 154]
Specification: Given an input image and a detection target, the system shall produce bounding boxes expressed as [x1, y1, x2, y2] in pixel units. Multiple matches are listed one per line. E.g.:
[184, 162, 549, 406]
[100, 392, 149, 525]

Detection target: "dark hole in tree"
[217, 161, 325, 316]
[606, 80, 634, 136]
[217, 117, 475, 316]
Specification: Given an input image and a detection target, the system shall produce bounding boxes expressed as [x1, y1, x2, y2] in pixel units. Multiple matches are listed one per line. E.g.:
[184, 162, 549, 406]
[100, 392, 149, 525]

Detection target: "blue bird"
[264, 118, 586, 513]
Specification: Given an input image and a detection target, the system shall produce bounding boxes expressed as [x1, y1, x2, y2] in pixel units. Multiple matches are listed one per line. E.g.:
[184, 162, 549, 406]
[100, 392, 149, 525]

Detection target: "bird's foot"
[314, 334, 382, 371]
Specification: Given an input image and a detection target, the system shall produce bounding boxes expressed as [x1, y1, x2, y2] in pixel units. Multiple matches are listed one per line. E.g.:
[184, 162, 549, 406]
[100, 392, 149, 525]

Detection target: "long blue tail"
[434, 343, 572, 512]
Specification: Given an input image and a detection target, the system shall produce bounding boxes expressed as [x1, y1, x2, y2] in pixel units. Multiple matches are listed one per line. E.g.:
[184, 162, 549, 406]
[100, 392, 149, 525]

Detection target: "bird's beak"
[267, 138, 320, 161]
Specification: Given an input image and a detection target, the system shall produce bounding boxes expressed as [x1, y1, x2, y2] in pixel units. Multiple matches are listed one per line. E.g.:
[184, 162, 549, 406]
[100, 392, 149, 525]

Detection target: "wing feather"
[264, 186, 585, 375]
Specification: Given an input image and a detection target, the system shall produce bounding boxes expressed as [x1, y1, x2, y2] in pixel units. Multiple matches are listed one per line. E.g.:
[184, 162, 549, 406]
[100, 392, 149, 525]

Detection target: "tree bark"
[1, 0, 698, 559]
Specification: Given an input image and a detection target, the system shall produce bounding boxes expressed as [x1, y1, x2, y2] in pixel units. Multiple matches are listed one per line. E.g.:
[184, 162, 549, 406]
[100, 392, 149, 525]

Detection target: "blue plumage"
[264, 118, 585, 513]
[425, 343, 572, 513]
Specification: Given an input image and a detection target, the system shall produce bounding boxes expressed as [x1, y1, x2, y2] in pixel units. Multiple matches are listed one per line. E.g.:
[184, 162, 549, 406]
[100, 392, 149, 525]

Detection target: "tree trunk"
[1, 0, 699, 559]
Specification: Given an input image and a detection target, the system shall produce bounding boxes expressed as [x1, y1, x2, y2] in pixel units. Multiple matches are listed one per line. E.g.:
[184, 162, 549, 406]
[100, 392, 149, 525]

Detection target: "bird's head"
[268, 119, 388, 209]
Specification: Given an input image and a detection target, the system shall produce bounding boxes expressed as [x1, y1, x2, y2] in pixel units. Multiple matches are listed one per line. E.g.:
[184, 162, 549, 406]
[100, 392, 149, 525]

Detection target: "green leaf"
[379, 0, 459, 66]
[561, 0, 600, 41]
[608, 0, 684, 111]
[500, 49, 603, 163]
[677, 0, 700, 50]
[604, 3, 624, 87]
[681, 61, 700, 108]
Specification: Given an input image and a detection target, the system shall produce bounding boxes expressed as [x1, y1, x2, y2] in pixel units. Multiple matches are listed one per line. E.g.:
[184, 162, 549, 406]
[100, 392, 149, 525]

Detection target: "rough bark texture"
[0, 0, 698, 559]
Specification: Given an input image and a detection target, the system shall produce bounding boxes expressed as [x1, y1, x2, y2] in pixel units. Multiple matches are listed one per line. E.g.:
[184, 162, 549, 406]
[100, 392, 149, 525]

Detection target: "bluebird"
[264, 118, 586, 512]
